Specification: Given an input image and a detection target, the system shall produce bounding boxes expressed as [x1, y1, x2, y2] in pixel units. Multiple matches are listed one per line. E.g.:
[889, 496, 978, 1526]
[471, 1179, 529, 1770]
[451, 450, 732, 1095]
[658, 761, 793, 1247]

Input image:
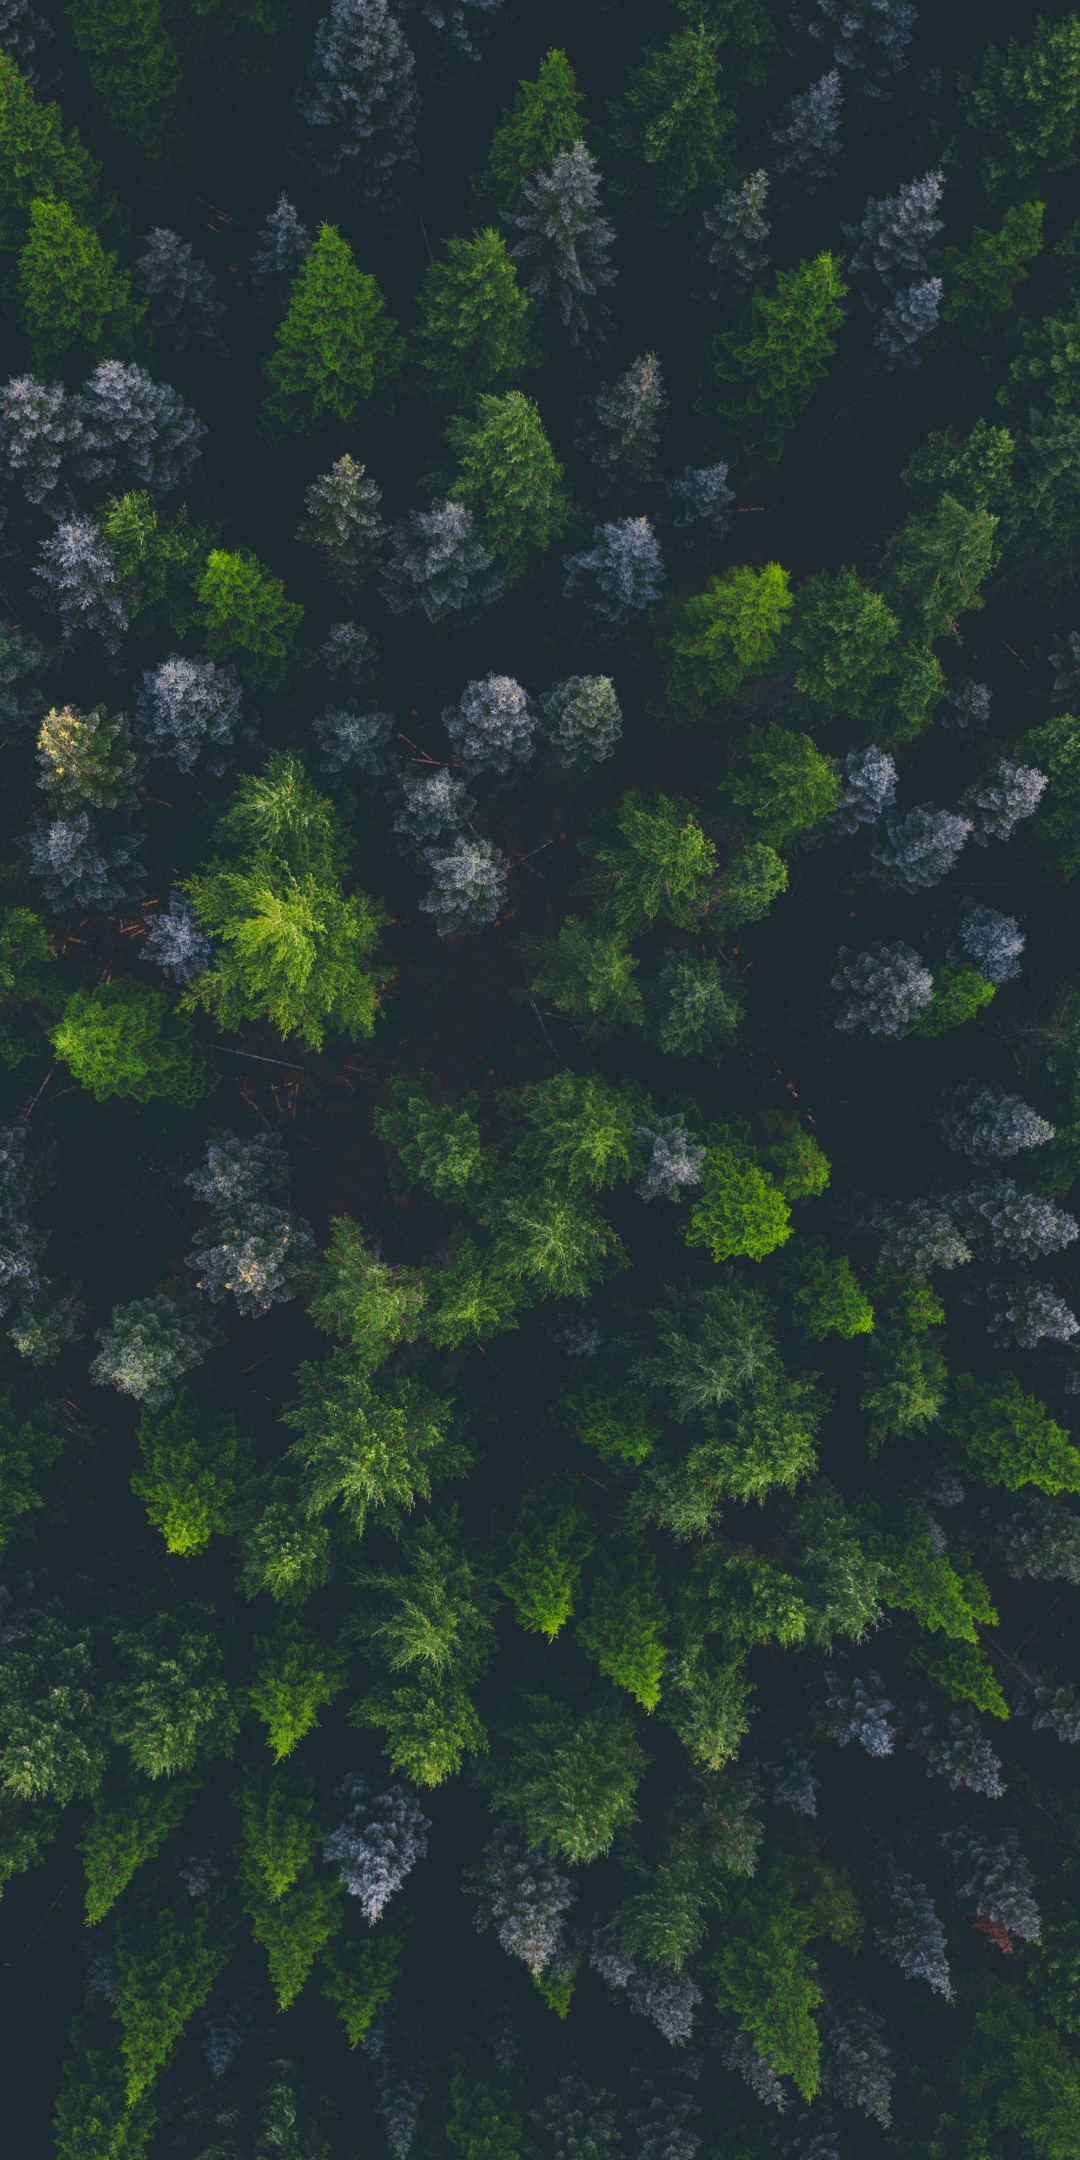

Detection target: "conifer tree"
[262, 224, 402, 435]
[66, 0, 182, 162]
[507, 142, 616, 351]
[250, 195, 312, 313]
[17, 199, 143, 370]
[73, 360, 204, 496]
[562, 516, 664, 622]
[606, 23, 733, 223]
[133, 228, 226, 353]
[579, 352, 665, 501]
[294, 0, 417, 204]
[196, 550, 303, 688]
[446, 391, 569, 581]
[0, 54, 101, 254]
[412, 228, 532, 405]
[711, 255, 846, 469]
[381, 499, 500, 622]
[769, 71, 842, 190]
[702, 169, 770, 292]
[297, 455, 386, 594]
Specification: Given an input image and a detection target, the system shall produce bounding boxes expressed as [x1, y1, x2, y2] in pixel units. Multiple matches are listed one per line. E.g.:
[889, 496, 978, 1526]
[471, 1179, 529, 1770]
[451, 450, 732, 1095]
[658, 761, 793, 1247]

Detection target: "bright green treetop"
[472, 48, 585, 212]
[586, 791, 717, 932]
[723, 723, 842, 848]
[196, 549, 304, 688]
[711, 253, 846, 470]
[664, 562, 793, 718]
[17, 197, 143, 370]
[413, 228, 533, 405]
[446, 390, 571, 582]
[261, 224, 402, 435]
[52, 980, 210, 1105]
[0, 55, 102, 253]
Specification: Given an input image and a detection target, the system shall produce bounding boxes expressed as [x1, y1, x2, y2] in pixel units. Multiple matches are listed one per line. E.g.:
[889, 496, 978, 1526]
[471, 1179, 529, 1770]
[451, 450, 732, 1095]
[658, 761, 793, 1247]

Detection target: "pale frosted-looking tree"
[186, 1131, 316, 1317]
[961, 759, 1047, 845]
[637, 1118, 705, 1202]
[381, 500, 501, 623]
[953, 1179, 1078, 1260]
[35, 515, 128, 652]
[845, 174, 944, 294]
[250, 197, 312, 314]
[134, 230, 227, 354]
[666, 462, 734, 540]
[874, 1853, 951, 1995]
[823, 1669, 894, 1755]
[627, 1965, 700, 2046]
[294, 0, 418, 202]
[142, 892, 212, 984]
[1001, 1492, 1080, 1583]
[702, 170, 769, 293]
[829, 941, 934, 1037]
[297, 456, 386, 595]
[0, 0, 57, 86]
[769, 72, 842, 190]
[1029, 1677, 1080, 1743]
[398, 0, 501, 63]
[942, 1829, 1041, 1943]
[720, 2030, 788, 2109]
[21, 813, 145, 912]
[942, 1082, 1054, 1163]
[984, 1279, 1080, 1348]
[0, 622, 52, 740]
[870, 804, 971, 890]
[419, 835, 507, 934]
[315, 704, 394, 780]
[0, 1126, 47, 1314]
[825, 744, 897, 835]
[320, 620, 378, 692]
[443, 673, 535, 775]
[72, 362, 205, 497]
[876, 278, 943, 366]
[563, 516, 664, 623]
[36, 703, 137, 814]
[541, 675, 622, 767]
[136, 656, 246, 775]
[393, 767, 473, 856]
[944, 678, 991, 732]
[871, 1197, 971, 1274]
[953, 903, 1024, 984]
[795, 0, 915, 96]
[91, 1292, 222, 1407]
[323, 1772, 430, 1921]
[819, 1995, 893, 2125]
[464, 1824, 573, 1977]
[579, 353, 665, 499]
[507, 142, 617, 351]
[911, 1701, 1005, 1798]
[764, 1738, 819, 1817]
[0, 375, 73, 506]
[10, 1290, 84, 1366]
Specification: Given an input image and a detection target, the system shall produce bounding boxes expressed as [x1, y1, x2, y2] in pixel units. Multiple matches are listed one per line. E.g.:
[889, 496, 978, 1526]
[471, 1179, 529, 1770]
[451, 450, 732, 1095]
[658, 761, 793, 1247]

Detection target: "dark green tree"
[262, 224, 402, 435]
[412, 229, 533, 404]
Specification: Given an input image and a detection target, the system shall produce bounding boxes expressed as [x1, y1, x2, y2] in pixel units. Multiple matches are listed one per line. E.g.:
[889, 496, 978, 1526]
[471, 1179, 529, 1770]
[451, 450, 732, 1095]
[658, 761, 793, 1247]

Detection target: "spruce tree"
[133, 227, 226, 353]
[66, 0, 182, 163]
[17, 199, 143, 371]
[250, 195, 312, 313]
[507, 142, 616, 351]
[578, 352, 665, 501]
[769, 71, 842, 190]
[294, 0, 417, 205]
[711, 254, 846, 469]
[262, 224, 402, 434]
[473, 47, 584, 213]
[445, 391, 570, 581]
[296, 455, 386, 593]
[607, 22, 733, 223]
[702, 169, 770, 292]
[412, 228, 532, 405]
[0, 53, 101, 254]
[381, 499, 501, 622]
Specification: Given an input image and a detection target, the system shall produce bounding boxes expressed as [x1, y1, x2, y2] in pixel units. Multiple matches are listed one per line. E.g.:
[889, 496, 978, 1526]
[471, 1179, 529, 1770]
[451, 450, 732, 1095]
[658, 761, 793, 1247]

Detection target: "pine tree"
[73, 360, 204, 497]
[526, 916, 643, 1043]
[961, 758, 1047, 845]
[196, 550, 304, 688]
[35, 514, 128, 651]
[768, 71, 842, 190]
[186, 1129, 316, 1314]
[954, 14, 1080, 200]
[91, 1292, 221, 1405]
[294, 0, 417, 204]
[381, 499, 501, 622]
[20, 811, 144, 912]
[132, 1384, 252, 1554]
[846, 173, 944, 299]
[579, 352, 664, 501]
[35, 701, 137, 814]
[250, 195, 312, 314]
[17, 198, 143, 370]
[943, 202, 1045, 344]
[443, 673, 535, 774]
[133, 227, 226, 353]
[420, 836, 507, 935]
[135, 655, 246, 774]
[473, 48, 584, 214]
[0, 54, 101, 254]
[446, 391, 570, 581]
[647, 951, 741, 1058]
[562, 516, 664, 623]
[66, 0, 182, 163]
[507, 142, 617, 352]
[724, 724, 841, 846]
[297, 455, 386, 594]
[465, 1824, 573, 1977]
[711, 255, 846, 469]
[702, 168, 770, 294]
[869, 805, 972, 891]
[606, 23, 733, 223]
[942, 1083, 1054, 1162]
[322, 1772, 429, 1919]
[541, 676, 621, 767]
[0, 0, 56, 90]
[498, 1477, 592, 1638]
[586, 792, 715, 933]
[664, 563, 792, 715]
[830, 941, 934, 1036]
[52, 980, 209, 1105]
[665, 462, 734, 538]
[0, 373, 73, 505]
[795, 0, 914, 98]
[876, 276, 943, 366]
[393, 768, 473, 856]
[262, 224, 402, 435]
[141, 892, 211, 983]
[412, 228, 532, 405]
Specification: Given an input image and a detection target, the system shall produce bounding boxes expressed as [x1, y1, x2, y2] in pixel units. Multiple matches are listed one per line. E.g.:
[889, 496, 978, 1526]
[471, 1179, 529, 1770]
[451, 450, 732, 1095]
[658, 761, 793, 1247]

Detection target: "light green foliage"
[186, 753, 385, 1049]
[322, 1905, 409, 2047]
[54, 2002, 156, 2160]
[262, 224, 402, 434]
[103, 493, 213, 638]
[861, 1275, 947, 1445]
[648, 951, 742, 1057]
[0, 907, 63, 1066]
[641, 1285, 823, 1509]
[250, 1615, 348, 1759]
[1019, 714, 1080, 878]
[285, 1355, 454, 1536]
[607, 23, 732, 221]
[421, 1234, 522, 1348]
[113, 1882, 232, 2100]
[238, 1479, 331, 1605]
[903, 416, 1017, 516]
[712, 254, 846, 469]
[577, 1543, 667, 1709]
[786, 566, 943, 741]
[664, 563, 792, 718]
[664, 1639, 751, 1770]
[908, 962, 995, 1037]
[0, 1604, 108, 1803]
[949, 1371, 1080, 1493]
[18, 196, 143, 369]
[943, 201, 1045, 340]
[717, 840, 788, 930]
[132, 1386, 252, 1555]
[38, 703, 136, 813]
[110, 1608, 236, 1780]
[375, 1077, 485, 1203]
[195, 549, 303, 688]
[498, 1476, 593, 1638]
[724, 724, 841, 849]
[413, 229, 533, 403]
[358, 1671, 487, 1788]
[883, 494, 997, 642]
[489, 1184, 625, 1301]
[472, 48, 585, 213]
[0, 1366, 71, 1555]
[701, 1548, 809, 1650]
[238, 1757, 320, 1904]
[1003, 299, 1080, 417]
[67, 0, 182, 162]
[790, 1482, 882, 1648]
[80, 1772, 196, 1923]
[250, 1870, 343, 2009]
[712, 1860, 824, 2099]
[510, 1071, 641, 1194]
[526, 915, 644, 1042]
[780, 1238, 874, 1339]
[446, 391, 570, 581]
[757, 1112, 830, 1202]
[687, 1128, 792, 1262]
[488, 1686, 648, 1861]
[446, 2069, 524, 2160]
[876, 1513, 997, 1642]
[563, 1377, 659, 1464]
[0, 1788, 62, 1898]
[356, 1513, 493, 1784]
[0, 56, 102, 254]
[587, 791, 717, 932]
[308, 1218, 426, 1365]
[955, 14, 1080, 197]
[914, 1635, 1009, 1718]
[52, 982, 210, 1106]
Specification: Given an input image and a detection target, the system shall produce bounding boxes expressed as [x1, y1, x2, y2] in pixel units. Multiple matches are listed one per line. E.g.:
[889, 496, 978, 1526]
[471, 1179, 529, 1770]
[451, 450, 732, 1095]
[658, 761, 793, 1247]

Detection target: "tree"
[142, 894, 210, 984]
[509, 1071, 641, 1195]
[420, 837, 508, 935]
[647, 952, 741, 1058]
[845, 172, 944, 298]
[666, 460, 735, 537]
[664, 563, 792, 717]
[35, 514, 128, 652]
[102, 491, 212, 638]
[942, 1083, 1054, 1163]
[606, 24, 733, 222]
[91, 1292, 221, 1406]
[0, 54, 101, 254]
[36, 702, 136, 813]
[0, 0, 56, 90]
[636, 1116, 705, 1201]
[962, 758, 1046, 845]
[712, 1860, 825, 2097]
[724, 724, 841, 847]
[66, 0, 182, 163]
[73, 360, 204, 497]
[577, 1545, 667, 1710]
[795, 0, 914, 98]
[17, 198, 142, 370]
[296, 456, 386, 594]
[563, 516, 664, 622]
[80, 1771, 197, 1922]
[474, 49, 584, 212]
[579, 352, 665, 500]
[498, 1478, 592, 1639]
[949, 1372, 1080, 1494]
[943, 201, 1044, 342]
[135, 655, 246, 774]
[262, 225, 402, 435]
[0, 374, 71, 507]
[322, 1772, 429, 1919]
[487, 1686, 647, 1862]
[133, 1385, 252, 1553]
[507, 142, 616, 351]
[412, 229, 532, 405]
[909, 962, 995, 1038]
[196, 550, 303, 688]
[540, 676, 621, 767]
[250, 1614, 347, 1759]
[526, 915, 643, 1042]
[294, 0, 417, 203]
[442, 672, 536, 773]
[185, 1128, 315, 1317]
[711, 254, 846, 469]
[21, 811, 145, 913]
[376, 1079, 485, 1205]
[285, 1354, 450, 1532]
[786, 566, 941, 740]
[113, 1883, 232, 2100]
[446, 391, 570, 581]
[768, 71, 842, 190]
[0, 906, 64, 1067]
[586, 791, 715, 932]
[685, 1133, 791, 1263]
[52, 981, 209, 1104]
[465, 1825, 573, 1981]
[381, 499, 501, 623]
[132, 227, 226, 352]
[869, 804, 972, 891]
[953, 14, 1080, 198]
[702, 169, 770, 292]
[830, 940, 934, 1036]
[884, 493, 996, 640]
[250, 195, 312, 313]
[393, 768, 473, 857]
